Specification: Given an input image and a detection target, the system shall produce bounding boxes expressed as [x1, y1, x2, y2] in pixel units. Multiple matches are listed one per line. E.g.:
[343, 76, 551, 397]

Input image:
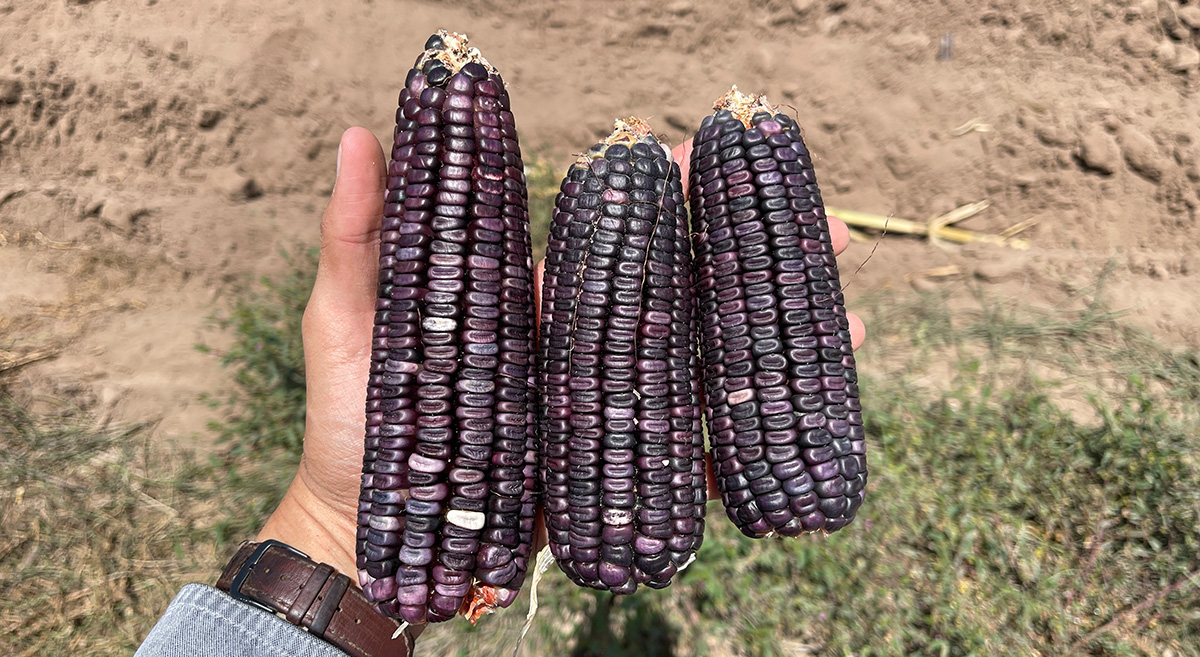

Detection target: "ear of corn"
[689, 87, 865, 538]
[357, 30, 538, 624]
[539, 119, 706, 593]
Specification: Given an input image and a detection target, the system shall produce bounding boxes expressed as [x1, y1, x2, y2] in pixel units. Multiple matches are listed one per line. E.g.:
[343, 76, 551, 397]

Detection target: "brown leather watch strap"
[216, 540, 415, 657]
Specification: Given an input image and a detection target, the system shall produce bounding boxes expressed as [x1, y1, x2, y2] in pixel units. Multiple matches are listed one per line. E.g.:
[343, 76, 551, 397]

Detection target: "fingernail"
[333, 139, 343, 193]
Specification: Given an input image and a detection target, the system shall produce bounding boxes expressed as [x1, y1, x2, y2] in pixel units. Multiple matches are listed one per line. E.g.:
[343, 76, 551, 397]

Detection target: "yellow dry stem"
[827, 204, 1031, 249]
[905, 265, 963, 282]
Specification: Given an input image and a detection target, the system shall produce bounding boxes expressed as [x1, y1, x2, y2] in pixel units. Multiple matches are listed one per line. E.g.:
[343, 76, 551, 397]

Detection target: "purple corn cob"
[357, 31, 538, 625]
[539, 119, 706, 593]
[689, 88, 866, 538]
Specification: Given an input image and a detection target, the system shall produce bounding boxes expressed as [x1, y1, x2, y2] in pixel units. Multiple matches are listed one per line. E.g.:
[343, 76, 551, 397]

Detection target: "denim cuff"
[134, 583, 350, 657]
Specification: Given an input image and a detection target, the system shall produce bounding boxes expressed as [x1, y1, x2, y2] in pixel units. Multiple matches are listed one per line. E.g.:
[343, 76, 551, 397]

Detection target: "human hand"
[255, 127, 389, 580]
[255, 126, 867, 597]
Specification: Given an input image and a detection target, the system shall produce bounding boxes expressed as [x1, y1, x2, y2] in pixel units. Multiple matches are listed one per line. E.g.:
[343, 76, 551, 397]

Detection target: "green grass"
[196, 248, 315, 456]
[7, 157, 1199, 655]
[524, 152, 563, 265]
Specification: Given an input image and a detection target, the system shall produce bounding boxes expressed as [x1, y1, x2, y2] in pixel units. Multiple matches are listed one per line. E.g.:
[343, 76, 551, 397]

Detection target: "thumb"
[297, 127, 387, 507]
[312, 127, 387, 316]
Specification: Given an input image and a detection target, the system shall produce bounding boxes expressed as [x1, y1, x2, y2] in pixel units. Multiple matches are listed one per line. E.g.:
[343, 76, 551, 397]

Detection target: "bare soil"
[3, 0, 1200, 442]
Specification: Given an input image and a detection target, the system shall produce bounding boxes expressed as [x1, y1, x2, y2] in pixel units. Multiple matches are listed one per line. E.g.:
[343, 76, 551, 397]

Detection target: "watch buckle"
[228, 539, 310, 614]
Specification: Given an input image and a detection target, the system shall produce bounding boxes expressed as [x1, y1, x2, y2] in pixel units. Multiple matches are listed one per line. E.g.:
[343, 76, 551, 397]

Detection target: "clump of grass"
[198, 248, 316, 456]
[525, 154, 563, 262]
[865, 271, 1200, 406]
[1, 390, 187, 655]
[0, 380, 294, 656]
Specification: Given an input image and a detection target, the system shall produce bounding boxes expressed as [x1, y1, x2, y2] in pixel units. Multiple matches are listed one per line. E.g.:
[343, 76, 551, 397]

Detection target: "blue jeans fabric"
[135, 583, 350, 657]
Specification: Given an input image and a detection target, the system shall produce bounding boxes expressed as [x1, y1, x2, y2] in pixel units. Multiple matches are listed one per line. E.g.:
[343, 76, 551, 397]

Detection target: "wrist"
[257, 471, 358, 581]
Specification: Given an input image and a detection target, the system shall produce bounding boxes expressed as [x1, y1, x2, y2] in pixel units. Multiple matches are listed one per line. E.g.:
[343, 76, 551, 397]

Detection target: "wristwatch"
[216, 540, 415, 657]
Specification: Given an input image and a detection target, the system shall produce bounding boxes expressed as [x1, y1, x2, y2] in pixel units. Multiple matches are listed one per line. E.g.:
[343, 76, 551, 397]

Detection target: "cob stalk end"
[417, 29, 497, 76]
[578, 117, 668, 164]
[712, 85, 777, 128]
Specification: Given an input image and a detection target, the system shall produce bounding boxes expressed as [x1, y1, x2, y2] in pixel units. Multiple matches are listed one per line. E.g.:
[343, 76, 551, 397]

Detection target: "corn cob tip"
[415, 29, 497, 81]
[713, 86, 778, 128]
[577, 117, 670, 164]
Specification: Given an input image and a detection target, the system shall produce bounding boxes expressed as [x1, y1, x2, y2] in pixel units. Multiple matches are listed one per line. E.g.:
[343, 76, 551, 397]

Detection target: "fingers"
[534, 259, 545, 329]
[295, 128, 387, 522]
[848, 312, 865, 350]
[826, 215, 865, 350]
[828, 215, 850, 255]
[671, 138, 693, 199]
[706, 452, 720, 500]
[311, 127, 387, 316]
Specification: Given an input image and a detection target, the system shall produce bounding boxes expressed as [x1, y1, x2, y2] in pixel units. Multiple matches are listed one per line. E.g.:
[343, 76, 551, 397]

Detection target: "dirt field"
[3, 0, 1200, 442]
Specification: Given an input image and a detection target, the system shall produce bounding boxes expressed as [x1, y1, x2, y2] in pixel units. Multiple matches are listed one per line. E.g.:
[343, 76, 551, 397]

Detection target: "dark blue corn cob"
[539, 119, 706, 593]
[357, 31, 538, 625]
[689, 88, 865, 538]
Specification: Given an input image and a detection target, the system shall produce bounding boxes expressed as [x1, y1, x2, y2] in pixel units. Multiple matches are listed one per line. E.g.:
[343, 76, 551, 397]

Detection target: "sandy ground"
[3, 0, 1200, 443]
